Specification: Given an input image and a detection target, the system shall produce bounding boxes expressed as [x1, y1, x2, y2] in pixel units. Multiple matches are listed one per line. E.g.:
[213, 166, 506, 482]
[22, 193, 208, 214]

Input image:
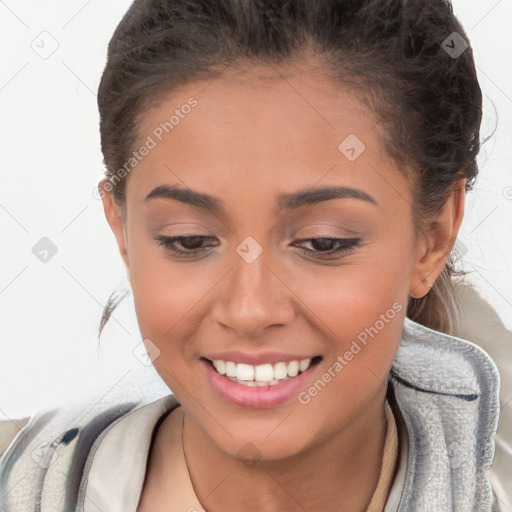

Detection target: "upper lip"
[202, 351, 319, 366]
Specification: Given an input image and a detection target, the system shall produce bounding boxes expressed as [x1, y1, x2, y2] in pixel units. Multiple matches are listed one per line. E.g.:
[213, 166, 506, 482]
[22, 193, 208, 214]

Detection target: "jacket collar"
[389, 317, 500, 511]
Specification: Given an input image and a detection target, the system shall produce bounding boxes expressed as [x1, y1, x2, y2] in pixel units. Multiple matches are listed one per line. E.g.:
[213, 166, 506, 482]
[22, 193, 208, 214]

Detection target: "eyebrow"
[145, 184, 378, 213]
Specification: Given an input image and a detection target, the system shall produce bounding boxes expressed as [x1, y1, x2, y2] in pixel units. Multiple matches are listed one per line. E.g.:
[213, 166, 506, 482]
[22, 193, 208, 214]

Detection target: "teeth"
[254, 364, 274, 382]
[299, 359, 311, 372]
[225, 361, 237, 377]
[213, 360, 226, 375]
[287, 360, 299, 377]
[211, 357, 314, 384]
[236, 363, 255, 381]
[234, 377, 291, 387]
[274, 362, 288, 380]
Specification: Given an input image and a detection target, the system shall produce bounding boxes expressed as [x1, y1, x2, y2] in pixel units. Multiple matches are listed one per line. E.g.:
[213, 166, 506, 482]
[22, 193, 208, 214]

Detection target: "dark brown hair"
[97, 0, 485, 339]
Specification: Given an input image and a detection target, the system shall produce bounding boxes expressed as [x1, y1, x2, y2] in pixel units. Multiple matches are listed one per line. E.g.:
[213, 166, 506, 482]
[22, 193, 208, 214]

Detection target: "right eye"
[154, 235, 219, 257]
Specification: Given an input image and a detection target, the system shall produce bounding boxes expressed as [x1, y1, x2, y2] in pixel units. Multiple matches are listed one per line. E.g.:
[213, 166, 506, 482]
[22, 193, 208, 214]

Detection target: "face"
[101, 65, 463, 461]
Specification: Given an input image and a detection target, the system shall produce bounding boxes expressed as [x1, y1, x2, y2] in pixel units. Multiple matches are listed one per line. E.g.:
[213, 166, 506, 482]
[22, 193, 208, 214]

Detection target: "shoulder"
[452, 281, 512, 512]
[0, 417, 30, 459]
[0, 393, 150, 511]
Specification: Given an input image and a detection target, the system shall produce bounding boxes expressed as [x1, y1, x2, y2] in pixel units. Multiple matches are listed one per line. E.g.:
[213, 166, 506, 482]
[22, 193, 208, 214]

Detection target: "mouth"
[203, 356, 322, 387]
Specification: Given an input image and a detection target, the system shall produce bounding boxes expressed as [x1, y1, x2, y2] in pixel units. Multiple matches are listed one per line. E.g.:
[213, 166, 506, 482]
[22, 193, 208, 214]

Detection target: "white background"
[1, 0, 511, 419]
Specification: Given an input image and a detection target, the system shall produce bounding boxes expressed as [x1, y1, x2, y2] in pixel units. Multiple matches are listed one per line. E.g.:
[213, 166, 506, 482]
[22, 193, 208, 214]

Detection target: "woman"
[0, 0, 506, 510]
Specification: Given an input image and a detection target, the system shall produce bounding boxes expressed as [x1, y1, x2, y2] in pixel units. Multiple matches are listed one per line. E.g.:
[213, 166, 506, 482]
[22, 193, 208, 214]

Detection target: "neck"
[183, 388, 389, 512]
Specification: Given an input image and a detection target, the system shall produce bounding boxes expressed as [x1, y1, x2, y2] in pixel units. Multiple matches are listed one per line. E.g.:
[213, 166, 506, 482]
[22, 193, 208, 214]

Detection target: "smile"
[209, 358, 314, 387]
[201, 355, 322, 408]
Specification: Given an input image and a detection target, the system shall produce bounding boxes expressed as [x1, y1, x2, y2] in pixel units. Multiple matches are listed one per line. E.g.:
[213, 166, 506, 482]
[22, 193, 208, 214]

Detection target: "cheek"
[294, 248, 411, 336]
[286, 273, 408, 448]
[129, 246, 212, 349]
[289, 250, 412, 396]
[129, 258, 215, 400]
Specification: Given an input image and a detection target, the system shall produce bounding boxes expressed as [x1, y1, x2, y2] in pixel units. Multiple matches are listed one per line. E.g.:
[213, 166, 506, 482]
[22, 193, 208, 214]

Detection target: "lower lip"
[201, 359, 318, 409]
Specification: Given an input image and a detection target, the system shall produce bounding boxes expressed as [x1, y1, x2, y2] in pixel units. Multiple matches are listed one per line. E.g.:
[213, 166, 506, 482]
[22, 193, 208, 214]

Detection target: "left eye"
[292, 237, 362, 257]
[155, 235, 362, 259]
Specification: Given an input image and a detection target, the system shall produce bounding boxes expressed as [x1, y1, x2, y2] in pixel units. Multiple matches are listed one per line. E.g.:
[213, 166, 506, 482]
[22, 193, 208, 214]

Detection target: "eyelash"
[154, 235, 362, 259]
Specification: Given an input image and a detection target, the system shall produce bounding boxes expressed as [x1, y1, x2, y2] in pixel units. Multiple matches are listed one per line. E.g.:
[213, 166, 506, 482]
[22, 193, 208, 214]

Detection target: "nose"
[212, 246, 297, 339]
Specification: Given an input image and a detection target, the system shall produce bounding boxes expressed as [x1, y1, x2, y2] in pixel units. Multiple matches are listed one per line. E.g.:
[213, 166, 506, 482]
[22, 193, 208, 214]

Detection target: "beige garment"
[150, 401, 398, 512]
[137, 405, 205, 512]
[366, 401, 399, 512]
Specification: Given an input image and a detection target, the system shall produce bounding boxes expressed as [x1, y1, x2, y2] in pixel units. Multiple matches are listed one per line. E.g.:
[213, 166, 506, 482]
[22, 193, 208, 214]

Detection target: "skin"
[100, 64, 465, 511]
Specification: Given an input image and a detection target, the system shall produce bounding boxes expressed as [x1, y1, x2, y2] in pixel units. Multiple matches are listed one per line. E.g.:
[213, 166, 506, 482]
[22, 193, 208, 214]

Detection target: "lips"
[201, 354, 322, 408]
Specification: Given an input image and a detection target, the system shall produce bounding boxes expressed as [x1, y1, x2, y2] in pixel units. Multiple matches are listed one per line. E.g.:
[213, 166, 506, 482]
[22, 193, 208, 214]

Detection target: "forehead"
[137, 64, 377, 148]
[127, 65, 409, 215]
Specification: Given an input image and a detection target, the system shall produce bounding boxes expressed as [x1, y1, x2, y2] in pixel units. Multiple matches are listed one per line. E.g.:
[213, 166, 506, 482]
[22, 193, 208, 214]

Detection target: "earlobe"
[98, 179, 130, 271]
[409, 178, 466, 299]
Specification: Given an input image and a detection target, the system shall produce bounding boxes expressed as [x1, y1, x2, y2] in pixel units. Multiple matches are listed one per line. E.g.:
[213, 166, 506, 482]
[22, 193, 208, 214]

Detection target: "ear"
[98, 179, 130, 274]
[409, 178, 466, 299]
